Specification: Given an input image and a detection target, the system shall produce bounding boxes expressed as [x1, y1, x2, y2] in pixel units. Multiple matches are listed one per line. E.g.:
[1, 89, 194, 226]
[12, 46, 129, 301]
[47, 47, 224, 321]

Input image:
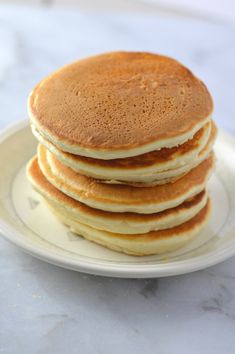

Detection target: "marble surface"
[0, 4, 235, 354]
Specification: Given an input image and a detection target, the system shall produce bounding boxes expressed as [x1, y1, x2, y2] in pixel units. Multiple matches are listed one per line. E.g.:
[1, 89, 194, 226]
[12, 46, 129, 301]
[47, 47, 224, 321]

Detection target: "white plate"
[0, 120, 235, 278]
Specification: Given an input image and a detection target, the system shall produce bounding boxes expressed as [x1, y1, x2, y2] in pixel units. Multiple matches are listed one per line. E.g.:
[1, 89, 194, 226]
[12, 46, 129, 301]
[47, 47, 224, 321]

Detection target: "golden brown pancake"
[32, 120, 216, 186]
[32, 122, 210, 169]
[29, 51, 213, 159]
[37, 143, 215, 213]
[27, 155, 208, 234]
[49, 199, 211, 256]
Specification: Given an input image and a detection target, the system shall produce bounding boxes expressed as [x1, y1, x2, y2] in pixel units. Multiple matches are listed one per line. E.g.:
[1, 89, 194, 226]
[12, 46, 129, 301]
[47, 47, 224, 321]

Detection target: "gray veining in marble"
[0, 4, 235, 354]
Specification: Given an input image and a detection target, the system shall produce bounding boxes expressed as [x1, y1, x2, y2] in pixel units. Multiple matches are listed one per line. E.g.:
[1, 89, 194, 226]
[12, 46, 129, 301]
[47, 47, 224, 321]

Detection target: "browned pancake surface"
[109, 200, 211, 240]
[39, 144, 215, 205]
[29, 52, 213, 150]
[40, 121, 216, 171]
[28, 155, 207, 222]
[52, 198, 211, 241]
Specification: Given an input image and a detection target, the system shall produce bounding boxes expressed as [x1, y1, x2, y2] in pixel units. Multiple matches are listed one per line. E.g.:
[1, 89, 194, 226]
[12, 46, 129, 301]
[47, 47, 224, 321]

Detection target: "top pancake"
[29, 51, 213, 159]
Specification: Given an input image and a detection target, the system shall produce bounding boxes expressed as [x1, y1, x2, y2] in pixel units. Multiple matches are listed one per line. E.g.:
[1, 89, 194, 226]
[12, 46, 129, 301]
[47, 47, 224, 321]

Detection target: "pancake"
[27, 156, 208, 234]
[37, 143, 215, 213]
[68, 119, 216, 187]
[48, 199, 211, 256]
[31, 120, 215, 185]
[29, 51, 213, 159]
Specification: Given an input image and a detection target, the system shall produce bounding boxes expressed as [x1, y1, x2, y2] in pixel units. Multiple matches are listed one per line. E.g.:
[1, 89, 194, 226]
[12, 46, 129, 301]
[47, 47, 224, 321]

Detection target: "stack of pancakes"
[27, 52, 217, 256]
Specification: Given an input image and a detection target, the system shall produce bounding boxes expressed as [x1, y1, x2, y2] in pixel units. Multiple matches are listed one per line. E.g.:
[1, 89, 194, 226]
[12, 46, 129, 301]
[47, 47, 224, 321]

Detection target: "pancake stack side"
[27, 52, 217, 256]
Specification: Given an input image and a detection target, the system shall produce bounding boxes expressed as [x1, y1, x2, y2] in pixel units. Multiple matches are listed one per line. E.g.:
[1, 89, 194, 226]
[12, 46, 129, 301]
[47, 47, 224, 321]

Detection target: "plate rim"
[0, 119, 235, 278]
